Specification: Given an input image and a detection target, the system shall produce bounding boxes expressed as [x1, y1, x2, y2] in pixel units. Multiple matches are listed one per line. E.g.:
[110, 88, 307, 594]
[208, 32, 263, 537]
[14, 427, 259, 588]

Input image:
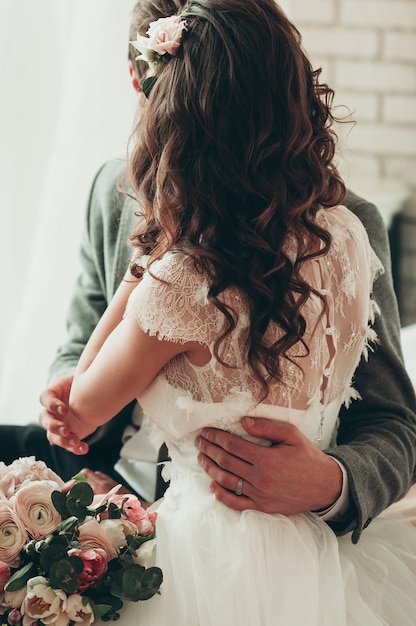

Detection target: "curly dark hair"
[127, 0, 346, 397]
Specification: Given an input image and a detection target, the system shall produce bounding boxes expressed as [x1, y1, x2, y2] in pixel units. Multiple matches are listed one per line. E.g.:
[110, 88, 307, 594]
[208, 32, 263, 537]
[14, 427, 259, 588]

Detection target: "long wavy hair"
[127, 0, 346, 397]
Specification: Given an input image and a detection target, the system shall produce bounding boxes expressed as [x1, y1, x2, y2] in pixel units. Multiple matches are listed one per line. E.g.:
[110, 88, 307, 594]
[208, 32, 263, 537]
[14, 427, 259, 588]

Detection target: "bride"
[53, 0, 416, 623]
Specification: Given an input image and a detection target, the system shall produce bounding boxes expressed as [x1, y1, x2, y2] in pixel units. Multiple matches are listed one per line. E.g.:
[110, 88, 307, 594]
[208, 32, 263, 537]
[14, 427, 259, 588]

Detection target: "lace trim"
[126, 206, 383, 432]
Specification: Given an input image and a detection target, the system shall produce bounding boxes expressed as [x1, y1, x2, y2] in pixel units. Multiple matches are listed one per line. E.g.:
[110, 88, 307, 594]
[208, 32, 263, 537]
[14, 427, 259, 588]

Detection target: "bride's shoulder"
[317, 204, 371, 244]
[140, 252, 210, 307]
[317, 205, 384, 280]
[319, 203, 363, 227]
[147, 251, 200, 283]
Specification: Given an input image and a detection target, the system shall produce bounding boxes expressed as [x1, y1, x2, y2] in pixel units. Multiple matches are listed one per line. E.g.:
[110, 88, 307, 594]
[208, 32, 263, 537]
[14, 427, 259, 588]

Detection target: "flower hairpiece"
[130, 15, 188, 97]
[130, 15, 188, 98]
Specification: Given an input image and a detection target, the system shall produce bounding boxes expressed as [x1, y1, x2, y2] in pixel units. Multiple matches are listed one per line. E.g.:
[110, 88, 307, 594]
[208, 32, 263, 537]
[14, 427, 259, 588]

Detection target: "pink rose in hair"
[147, 15, 187, 56]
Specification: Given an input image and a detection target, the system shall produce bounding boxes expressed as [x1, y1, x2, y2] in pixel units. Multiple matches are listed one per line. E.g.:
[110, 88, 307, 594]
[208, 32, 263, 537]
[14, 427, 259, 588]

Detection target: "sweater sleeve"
[326, 190, 416, 543]
[48, 160, 130, 381]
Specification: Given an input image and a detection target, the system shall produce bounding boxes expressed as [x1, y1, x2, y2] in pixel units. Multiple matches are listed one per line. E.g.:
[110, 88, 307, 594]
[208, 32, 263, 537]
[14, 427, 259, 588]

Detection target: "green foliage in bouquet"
[2, 475, 162, 624]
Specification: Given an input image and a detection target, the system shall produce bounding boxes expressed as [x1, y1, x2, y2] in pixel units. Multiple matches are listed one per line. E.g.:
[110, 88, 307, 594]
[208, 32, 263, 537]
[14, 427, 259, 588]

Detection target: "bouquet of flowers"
[0, 457, 162, 625]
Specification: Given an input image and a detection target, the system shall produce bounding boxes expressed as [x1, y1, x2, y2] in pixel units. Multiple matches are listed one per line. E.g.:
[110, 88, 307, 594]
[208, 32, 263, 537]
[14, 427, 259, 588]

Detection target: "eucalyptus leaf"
[49, 555, 84, 594]
[39, 541, 69, 571]
[65, 483, 94, 521]
[59, 515, 79, 533]
[111, 564, 163, 602]
[4, 562, 37, 592]
[66, 498, 88, 521]
[68, 481, 94, 505]
[93, 504, 107, 516]
[51, 490, 69, 518]
[88, 599, 116, 621]
[107, 502, 122, 519]
[128, 530, 155, 550]
[136, 567, 163, 600]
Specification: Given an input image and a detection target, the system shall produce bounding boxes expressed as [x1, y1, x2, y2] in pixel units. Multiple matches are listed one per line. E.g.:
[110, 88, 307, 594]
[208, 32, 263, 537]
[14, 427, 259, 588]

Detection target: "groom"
[38, 155, 416, 543]
[4, 0, 416, 545]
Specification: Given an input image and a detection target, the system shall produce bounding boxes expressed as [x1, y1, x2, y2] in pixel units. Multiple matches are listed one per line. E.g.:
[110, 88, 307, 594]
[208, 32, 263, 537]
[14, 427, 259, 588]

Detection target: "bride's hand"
[195, 417, 343, 515]
[39, 375, 90, 455]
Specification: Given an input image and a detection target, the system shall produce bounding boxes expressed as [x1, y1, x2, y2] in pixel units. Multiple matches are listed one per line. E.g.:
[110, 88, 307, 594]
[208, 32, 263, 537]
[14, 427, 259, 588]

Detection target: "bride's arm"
[60, 262, 206, 448]
[74, 268, 141, 375]
[67, 312, 190, 441]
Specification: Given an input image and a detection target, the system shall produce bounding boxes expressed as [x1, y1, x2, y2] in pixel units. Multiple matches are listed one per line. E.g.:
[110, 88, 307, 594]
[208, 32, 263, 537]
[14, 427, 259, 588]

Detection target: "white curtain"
[0, 0, 292, 427]
[0, 0, 137, 424]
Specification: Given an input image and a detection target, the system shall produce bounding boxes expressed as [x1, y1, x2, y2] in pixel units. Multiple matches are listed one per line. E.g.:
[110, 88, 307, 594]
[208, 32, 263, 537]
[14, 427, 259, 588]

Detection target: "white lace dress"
[112, 206, 416, 625]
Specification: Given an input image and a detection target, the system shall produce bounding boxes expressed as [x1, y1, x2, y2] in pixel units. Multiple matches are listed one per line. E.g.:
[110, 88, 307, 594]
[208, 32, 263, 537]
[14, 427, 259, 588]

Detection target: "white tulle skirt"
[114, 471, 416, 626]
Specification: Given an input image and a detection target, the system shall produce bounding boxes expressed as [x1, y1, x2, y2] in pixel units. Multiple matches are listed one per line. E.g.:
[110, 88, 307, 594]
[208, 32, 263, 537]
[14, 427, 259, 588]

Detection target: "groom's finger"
[196, 418, 343, 514]
[195, 426, 261, 466]
[209, 480, 256, 512]
[196, 444, 253, 494]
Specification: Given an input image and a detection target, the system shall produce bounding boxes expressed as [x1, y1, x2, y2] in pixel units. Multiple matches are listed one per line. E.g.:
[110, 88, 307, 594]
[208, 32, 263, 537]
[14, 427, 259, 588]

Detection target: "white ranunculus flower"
[12, 480, 62, 540]
[99, 518, 138, 553]
[3, 584, 27, 609]
[21, 576, 67, 625]
[65, 593, 95, 625]
[0, 500, 28, 566]
[133, 538, 157, 568]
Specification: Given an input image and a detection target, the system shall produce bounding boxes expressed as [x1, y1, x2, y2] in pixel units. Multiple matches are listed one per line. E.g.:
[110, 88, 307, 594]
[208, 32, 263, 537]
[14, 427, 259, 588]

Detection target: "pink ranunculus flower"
[65, 593, 95, 625]
[0, 501, 28, 567]
[0, 457, 65, 499]
[67, 548, 108, 592]
[0, 561, 10, 592]
[21, 576, 67, 625]
[147, 15, 187, 56]
[12, 480, 62, 540]
[77, 519, 118, 561]
[96, 487, 157, 535]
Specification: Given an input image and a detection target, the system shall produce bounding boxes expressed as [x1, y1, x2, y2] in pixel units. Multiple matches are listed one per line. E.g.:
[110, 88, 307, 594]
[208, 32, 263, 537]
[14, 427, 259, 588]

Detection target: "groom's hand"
[195, 417, 343, 515]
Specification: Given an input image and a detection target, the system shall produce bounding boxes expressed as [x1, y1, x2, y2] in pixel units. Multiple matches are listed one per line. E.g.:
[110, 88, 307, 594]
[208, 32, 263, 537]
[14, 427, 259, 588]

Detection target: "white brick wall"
[341, 1, 416, 30]
[289, 0, 416, 192]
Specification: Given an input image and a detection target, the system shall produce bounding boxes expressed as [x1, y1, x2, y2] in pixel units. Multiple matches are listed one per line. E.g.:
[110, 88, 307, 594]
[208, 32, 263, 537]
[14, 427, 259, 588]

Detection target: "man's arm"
[196, 191, 416, 543]
[48, 161, 129, 381]
[326, 191, 416, 542]
[40, 160, 135, 456]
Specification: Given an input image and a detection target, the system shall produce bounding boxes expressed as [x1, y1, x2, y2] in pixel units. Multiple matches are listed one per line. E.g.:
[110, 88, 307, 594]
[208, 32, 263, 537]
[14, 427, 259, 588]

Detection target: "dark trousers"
[0, 423, 124, 482]
[0, 421, 169, 500]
